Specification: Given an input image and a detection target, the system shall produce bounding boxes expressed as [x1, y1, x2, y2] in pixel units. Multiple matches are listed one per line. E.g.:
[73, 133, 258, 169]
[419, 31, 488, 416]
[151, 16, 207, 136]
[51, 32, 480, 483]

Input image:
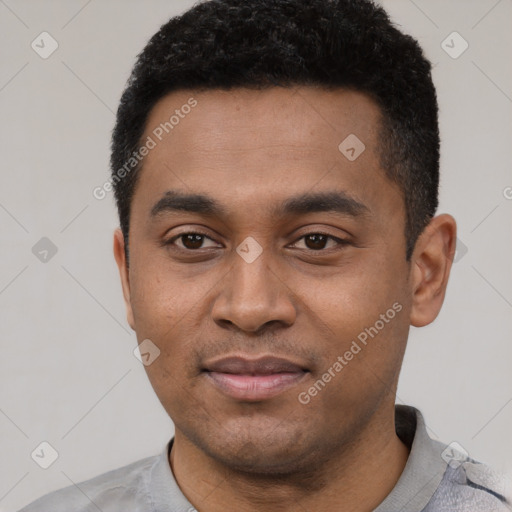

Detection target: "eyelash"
[164, 230, 349, 252]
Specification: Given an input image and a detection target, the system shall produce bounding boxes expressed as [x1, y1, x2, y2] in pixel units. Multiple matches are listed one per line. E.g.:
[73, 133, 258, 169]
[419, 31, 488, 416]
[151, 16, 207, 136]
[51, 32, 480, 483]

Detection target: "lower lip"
[205, 371, 307, 401]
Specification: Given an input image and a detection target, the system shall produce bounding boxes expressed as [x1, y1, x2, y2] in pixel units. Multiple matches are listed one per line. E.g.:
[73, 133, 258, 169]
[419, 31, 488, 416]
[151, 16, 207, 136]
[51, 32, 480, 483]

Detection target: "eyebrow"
[149, 190, 369, 219]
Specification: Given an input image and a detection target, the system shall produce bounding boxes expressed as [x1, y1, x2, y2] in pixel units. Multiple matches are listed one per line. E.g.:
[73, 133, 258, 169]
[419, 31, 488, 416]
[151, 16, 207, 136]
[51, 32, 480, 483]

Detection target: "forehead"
[133, 86, 400, 221]
[145, 86, 382, 155]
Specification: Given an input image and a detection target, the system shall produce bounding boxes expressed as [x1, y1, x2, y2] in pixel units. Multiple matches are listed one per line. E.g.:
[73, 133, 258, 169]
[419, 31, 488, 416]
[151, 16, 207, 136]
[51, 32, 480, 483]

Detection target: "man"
[20, 0, 510, 510]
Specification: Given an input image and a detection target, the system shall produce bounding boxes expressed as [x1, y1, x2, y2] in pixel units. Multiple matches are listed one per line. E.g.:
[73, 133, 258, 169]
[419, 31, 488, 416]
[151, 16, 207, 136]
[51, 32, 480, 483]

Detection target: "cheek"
[296, 255, 408, 376]
[128, 254, 214, 373]
[128, 256, 202, 333]
[128, 283, 197, 392]
[303, 264, 401, 331]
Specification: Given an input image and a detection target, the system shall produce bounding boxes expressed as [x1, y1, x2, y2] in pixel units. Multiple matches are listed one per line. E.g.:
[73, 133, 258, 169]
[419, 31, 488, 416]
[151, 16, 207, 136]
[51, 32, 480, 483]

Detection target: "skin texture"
[113, 86, 456, 511]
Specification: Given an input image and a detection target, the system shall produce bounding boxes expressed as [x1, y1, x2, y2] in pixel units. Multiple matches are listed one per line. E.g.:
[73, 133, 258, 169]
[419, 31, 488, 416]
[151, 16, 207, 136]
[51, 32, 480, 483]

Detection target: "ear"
[113, 228, 135, 330]
[409, 214, 457, 327]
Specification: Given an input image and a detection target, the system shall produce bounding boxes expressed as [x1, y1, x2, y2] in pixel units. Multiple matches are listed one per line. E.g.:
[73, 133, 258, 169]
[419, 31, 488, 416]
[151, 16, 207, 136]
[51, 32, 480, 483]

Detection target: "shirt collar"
[375, 405, 449, 512]
[148, 437, 196, 511]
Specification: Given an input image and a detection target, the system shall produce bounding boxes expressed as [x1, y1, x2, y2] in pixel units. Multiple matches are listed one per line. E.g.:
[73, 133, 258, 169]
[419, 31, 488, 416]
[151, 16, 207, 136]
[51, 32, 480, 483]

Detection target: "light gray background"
[1, 0, 511, 510]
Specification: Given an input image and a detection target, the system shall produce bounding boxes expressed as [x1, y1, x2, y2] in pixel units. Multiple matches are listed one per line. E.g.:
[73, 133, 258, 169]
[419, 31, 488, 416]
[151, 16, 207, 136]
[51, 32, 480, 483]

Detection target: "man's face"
[119, 87, 413, 473]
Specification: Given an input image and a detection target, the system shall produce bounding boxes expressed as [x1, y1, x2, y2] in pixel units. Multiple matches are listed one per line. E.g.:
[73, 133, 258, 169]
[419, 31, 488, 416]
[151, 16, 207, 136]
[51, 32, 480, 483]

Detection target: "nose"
[211, 249, 297, 333]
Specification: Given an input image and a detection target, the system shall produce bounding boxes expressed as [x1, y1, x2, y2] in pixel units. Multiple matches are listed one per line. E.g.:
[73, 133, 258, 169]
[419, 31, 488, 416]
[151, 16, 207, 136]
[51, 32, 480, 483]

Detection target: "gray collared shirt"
[19, 406, 511, 511]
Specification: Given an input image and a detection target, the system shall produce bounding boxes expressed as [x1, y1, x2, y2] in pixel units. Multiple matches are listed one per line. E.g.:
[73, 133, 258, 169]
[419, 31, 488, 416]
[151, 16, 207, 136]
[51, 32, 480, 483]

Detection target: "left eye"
[291, 233, 348, 251]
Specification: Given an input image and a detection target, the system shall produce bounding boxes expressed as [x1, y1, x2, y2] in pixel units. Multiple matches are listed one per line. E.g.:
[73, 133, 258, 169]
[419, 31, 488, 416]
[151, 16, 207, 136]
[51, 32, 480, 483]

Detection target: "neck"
[169, 404, 410, 512]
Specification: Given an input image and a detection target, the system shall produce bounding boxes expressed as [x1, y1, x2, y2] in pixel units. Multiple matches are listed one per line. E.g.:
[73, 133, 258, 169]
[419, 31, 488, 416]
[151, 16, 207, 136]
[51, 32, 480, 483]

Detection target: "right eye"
[164, 232, 222, 251]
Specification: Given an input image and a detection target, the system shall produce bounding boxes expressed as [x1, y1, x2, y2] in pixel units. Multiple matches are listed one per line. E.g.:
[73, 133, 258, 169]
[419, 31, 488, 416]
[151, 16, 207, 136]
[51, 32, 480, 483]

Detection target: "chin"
[192, 417, 323, 476]
[213, 444, 315, 476]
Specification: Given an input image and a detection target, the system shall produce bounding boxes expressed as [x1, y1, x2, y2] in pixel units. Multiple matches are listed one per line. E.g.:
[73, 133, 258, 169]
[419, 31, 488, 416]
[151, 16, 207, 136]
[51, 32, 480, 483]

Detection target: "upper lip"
[203, 355, 308, 375]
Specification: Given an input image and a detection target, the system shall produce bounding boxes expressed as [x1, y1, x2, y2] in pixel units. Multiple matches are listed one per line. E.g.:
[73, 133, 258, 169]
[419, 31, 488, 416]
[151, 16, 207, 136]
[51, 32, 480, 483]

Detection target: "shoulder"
[391, 406, 511, 512]
[428, 447, 512, 511]
[18, 454, 159, 512]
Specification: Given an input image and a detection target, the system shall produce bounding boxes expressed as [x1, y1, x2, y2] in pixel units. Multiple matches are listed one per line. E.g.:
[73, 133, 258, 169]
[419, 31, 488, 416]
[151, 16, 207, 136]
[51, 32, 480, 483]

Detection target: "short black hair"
[111, 0, 439, 262]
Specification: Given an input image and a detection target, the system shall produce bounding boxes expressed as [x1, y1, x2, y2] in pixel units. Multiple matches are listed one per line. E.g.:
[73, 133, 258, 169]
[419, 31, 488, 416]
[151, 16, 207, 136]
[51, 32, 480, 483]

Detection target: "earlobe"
[113, 228, 136, 330]
[409, 214, 457, 327]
